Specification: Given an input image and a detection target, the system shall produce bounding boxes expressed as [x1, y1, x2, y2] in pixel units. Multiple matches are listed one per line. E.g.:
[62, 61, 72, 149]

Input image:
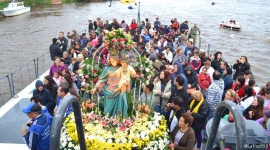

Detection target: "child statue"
[109, 56, 138, 98]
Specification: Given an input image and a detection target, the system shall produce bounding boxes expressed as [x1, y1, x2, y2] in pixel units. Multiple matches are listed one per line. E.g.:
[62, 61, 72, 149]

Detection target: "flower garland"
[60, 110, 170, 150]
[131, 56, 154, 85]
[79, 57, 102, 91]
[104, 29, 133, 54]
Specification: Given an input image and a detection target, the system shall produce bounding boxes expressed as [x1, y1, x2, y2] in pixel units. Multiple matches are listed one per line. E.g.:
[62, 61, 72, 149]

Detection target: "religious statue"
[91, 50, 129, 117]
[109, 56, 138, 98]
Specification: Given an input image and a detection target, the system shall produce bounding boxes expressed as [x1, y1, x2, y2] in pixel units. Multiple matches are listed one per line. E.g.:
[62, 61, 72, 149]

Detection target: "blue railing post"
[50, 95, 86, 150]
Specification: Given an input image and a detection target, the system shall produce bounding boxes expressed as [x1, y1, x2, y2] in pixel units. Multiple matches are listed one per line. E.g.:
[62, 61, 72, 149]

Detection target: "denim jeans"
[154, 105, 161, 113]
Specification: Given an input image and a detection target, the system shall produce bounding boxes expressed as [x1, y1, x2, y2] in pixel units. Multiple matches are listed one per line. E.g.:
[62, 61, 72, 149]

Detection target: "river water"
[0, 0, 269, 85]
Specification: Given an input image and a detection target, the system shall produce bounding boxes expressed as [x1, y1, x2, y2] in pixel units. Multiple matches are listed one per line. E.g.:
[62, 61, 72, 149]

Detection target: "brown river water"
[0, 0, 270, 85]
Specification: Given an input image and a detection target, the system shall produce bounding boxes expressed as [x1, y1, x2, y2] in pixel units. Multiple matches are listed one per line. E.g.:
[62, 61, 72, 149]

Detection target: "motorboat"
[0, 0, 30, 17]
[220, 20, 241, 30]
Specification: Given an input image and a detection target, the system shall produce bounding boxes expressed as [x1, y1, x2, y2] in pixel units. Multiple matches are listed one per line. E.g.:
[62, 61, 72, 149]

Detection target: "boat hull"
[0, 7, 30, 17]
[220, 23, 241, 30]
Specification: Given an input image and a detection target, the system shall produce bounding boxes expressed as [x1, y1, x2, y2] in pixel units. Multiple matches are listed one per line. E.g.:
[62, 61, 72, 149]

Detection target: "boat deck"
[0, 70, 49, 149]
[0, 69, 209, 149]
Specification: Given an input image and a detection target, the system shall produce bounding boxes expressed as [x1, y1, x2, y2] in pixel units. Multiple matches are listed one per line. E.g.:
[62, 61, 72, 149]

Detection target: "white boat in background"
[0, 1, 30, 17]
[220, 20, 241, 30]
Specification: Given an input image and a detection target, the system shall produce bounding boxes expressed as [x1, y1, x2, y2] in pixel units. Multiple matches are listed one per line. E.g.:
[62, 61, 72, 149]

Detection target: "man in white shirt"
[162, 47, 173, 64]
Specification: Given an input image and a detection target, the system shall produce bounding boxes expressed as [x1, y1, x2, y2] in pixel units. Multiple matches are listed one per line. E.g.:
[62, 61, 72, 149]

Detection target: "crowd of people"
[21, 17, 270, 150]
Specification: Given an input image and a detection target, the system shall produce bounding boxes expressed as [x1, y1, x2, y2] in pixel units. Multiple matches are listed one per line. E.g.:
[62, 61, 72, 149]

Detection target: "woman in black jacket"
[233, 56, 250, 80]
[187, 91, 209, 150]
[43, 75, 58, 102]
[211, 51, 222, 70]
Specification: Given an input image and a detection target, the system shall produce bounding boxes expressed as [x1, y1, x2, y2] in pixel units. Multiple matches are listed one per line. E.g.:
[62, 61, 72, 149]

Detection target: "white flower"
[140, 131, 146, 138]
[107, 139, 112, 143]
[145, 68, 150, 72]
[115, 138, 120, 143]
[81, 82, 86, 86]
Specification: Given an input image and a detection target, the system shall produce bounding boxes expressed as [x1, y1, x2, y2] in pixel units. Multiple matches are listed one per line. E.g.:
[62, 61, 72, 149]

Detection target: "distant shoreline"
[0, 0, 118, 10]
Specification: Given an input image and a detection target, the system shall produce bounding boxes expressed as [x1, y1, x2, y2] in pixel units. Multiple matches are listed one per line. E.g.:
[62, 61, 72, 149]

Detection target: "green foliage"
[0, 2, 9, 10]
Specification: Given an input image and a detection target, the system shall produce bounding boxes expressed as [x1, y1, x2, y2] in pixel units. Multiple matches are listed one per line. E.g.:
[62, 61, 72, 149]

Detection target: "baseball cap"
[22, 102, 41, 113]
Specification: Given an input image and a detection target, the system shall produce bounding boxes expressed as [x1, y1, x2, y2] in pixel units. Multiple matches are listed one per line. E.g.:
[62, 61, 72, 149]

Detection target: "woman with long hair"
[211, 51, 222, 70]
[232, 75, 246, 98]
[243, 96, 264, 121]
[153, 70, 172, 115]
[44, 75, 58, 102]
[233, 56, 250, 80]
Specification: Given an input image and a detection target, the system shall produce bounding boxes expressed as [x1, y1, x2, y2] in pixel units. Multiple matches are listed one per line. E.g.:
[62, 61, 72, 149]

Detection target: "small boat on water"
[0, 0, 30, 17]
[220, 20, 241, 30]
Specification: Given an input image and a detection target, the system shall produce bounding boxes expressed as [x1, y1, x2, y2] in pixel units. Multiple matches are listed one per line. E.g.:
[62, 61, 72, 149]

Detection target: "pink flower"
[123, 118, 133, 127]
[88, 112, 97, 120]
[119, 125, 126, 132]
[113, 117, 120, 125]
[85, 84, 89, 88]
[85, 75, 89, 79]
[101, 120, 108, 127]
[141, 68, 145, 70]
[141, 74, 145, 78]
[81, 76, 84, 79]
[83, 79, 86, 82]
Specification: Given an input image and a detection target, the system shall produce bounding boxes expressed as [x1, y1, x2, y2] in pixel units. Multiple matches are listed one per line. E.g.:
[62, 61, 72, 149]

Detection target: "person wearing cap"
[33, 80, 55, 116]
[49, 38, 62, 61]
[88, 19, 93, 32]
[22, 103, 52, 150]
[180, 21, 189, 33]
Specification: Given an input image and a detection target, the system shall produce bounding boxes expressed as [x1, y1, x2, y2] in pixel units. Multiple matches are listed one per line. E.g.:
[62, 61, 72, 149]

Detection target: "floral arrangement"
[131, 56, 154, 85]
[60, 109, 169, 150]
[104, 29, 134, 54]
[78, 57, 103, 91]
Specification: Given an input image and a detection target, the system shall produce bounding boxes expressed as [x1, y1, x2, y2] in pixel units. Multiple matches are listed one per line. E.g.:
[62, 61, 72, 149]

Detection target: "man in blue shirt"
[22, 102, 52, 150]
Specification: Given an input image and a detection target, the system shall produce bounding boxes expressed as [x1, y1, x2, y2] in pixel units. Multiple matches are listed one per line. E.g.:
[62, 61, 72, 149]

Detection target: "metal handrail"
[10, 59, 36, 97]
[205, 100, 247, 150]
[0, 75, 13, 107]
[50, 95, 86, 150]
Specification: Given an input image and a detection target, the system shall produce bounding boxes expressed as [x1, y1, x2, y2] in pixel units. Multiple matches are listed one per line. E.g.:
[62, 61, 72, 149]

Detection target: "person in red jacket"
[130, 19, 138, 31]
[198, 67, 211, 98]
[232, 75, 246, 98]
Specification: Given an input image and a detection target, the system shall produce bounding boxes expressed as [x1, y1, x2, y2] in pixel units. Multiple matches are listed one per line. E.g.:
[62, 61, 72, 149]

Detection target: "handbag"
[187, 87, 196, 94]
